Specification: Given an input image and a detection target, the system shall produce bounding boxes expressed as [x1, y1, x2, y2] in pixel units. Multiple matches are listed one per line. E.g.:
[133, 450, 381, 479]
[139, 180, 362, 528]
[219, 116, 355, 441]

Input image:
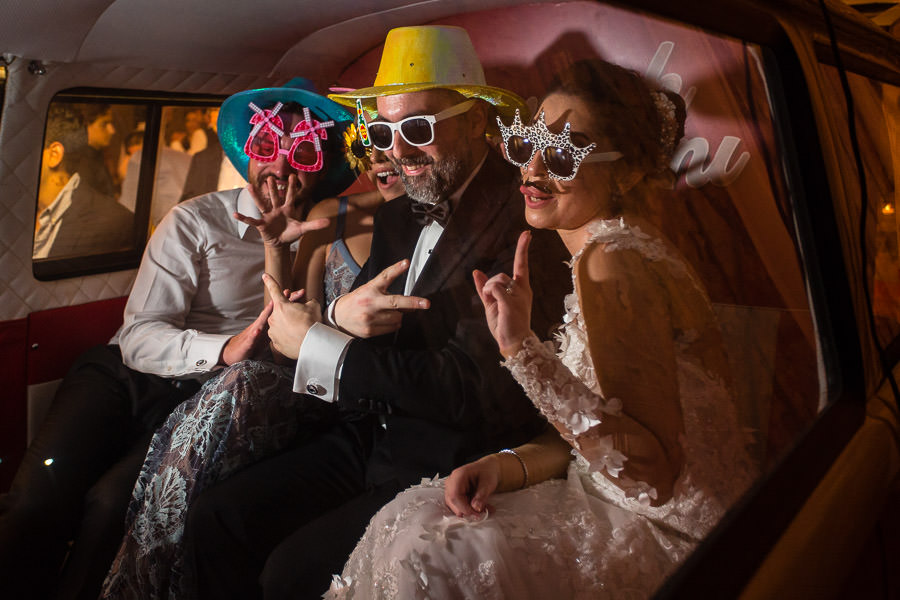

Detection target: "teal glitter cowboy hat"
[218, 77, 357, 199]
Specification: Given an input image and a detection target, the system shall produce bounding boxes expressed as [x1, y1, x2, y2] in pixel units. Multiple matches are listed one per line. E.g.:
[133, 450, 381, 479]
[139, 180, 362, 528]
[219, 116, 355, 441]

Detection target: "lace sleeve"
[503, 334, 627, 477]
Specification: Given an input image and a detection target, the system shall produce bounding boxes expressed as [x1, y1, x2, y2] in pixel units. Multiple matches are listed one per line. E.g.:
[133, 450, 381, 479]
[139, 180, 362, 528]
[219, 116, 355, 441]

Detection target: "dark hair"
[545, 59, 686, 176]
[44, 104, 88, 173]
[80, 103, 112, 125]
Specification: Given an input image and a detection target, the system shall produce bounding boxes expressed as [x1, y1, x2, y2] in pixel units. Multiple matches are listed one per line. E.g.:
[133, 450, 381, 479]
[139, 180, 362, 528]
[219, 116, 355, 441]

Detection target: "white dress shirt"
[114, 187, 265, 380]
[33, 173, 80, 259]
[295, 152, 488, 401]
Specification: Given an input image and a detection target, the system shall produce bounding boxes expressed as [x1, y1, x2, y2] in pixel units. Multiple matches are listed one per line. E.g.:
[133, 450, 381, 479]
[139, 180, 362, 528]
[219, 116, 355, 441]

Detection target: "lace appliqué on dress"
[574, 218, 690, 280]
[504, 334, 626, 479]
[324, 242, 360, 306]
[507, 218, 755, 523]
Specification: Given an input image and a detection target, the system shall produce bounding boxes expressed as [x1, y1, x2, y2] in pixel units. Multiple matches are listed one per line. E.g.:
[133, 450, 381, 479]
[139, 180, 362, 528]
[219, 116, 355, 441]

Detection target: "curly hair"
[545, 59, 686, 177]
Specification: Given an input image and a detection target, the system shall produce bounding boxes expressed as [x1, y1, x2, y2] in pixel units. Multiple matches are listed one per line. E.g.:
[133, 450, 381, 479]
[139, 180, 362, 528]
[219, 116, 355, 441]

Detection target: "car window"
[32, 92, 231, 280]
[816, 68, 900, 351]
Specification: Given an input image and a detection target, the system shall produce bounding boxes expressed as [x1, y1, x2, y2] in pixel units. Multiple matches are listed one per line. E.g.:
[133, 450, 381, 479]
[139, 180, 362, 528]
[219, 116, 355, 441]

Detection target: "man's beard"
[396, 153, 467, 205]
[248, 173, 308, 209]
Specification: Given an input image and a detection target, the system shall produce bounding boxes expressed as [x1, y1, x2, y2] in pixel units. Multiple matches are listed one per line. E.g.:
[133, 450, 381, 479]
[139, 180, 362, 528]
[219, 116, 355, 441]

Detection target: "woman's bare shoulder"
[307, 197, 341, 220]
[576, 235, 647, 285]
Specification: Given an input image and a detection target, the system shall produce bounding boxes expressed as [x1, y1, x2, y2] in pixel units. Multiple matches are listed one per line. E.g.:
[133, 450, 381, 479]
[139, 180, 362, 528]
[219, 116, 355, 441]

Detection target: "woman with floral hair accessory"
[100, 88, 405, 599]
[326, 58, 756, 599]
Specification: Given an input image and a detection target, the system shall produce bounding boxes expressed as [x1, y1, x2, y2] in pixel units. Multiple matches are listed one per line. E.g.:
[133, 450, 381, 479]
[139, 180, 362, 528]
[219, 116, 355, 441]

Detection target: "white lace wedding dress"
[326, 219, 756, 599]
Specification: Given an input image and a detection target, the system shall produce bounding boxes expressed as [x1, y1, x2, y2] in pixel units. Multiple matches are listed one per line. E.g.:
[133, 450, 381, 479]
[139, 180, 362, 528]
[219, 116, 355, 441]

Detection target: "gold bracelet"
[499, 448, 529, 489]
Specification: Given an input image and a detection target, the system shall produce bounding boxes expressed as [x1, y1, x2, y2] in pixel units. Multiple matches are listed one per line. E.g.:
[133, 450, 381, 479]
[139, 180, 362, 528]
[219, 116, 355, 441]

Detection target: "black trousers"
[0, 344, 197, 600]
[260, 482, 405, 599]
[182, 418, 399, 600]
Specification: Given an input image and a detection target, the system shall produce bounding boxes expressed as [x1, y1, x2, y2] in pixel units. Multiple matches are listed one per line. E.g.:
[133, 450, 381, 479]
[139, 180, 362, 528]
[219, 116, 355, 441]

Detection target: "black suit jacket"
[337, 150, 571, 486]
[44, 179, 134, 259]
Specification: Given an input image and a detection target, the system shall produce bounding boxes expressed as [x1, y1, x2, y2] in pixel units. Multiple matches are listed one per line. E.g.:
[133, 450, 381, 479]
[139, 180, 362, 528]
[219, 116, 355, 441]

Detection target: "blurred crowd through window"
[33, 98, 245, 270]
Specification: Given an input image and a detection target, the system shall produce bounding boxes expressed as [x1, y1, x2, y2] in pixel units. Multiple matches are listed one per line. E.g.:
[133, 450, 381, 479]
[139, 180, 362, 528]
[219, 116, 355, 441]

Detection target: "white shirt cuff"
[186, 332, 232, 373]
[325, 295, 342, 328]
[294, 322, 352, 402]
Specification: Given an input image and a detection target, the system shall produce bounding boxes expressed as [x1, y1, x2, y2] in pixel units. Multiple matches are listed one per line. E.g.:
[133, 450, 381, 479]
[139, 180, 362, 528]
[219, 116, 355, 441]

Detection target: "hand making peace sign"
[333, 259, 431, 338]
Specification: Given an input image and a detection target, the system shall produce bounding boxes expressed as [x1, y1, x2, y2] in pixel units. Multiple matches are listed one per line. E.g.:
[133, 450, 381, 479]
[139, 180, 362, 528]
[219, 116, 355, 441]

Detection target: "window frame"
[32, 88, 227, 281]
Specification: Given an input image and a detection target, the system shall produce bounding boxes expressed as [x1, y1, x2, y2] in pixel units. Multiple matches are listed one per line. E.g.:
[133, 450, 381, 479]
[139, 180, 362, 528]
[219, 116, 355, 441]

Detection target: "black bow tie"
[410, 200, 451, 227]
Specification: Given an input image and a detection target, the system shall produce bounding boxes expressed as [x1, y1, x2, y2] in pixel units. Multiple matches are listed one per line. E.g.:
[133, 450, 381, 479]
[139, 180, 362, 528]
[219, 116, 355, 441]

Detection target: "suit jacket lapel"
[412, 152, 514, 296]
[382, 196, 423, 295]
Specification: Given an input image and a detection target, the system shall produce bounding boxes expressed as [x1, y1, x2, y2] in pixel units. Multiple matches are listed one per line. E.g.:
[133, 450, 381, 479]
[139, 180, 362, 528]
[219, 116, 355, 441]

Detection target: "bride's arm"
[578, 242, 684, 502]
[445, 425, 571, 517]
[497, 426, 572, 491]
[505, 243, 684, 504]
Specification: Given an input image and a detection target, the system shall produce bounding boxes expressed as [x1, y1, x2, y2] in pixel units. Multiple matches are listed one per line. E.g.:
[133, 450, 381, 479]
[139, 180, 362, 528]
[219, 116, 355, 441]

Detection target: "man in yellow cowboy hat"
[181, 26, 569, 598]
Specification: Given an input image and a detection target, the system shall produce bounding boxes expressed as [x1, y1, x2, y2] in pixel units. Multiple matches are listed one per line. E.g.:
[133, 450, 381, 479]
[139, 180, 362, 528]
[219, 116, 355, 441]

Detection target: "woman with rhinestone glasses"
[325, 59, 756, 599]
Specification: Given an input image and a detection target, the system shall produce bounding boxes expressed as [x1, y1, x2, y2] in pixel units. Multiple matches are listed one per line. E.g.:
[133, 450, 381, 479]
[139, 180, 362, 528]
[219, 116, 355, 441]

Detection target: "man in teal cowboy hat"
[180, 26, 569, 599]
[0, 79, 355, 600]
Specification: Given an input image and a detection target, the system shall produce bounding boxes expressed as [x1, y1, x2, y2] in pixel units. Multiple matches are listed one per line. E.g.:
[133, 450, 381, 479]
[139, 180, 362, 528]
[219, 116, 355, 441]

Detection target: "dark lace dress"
[323, 196, 362, 307]
[101, 197, 362, 599]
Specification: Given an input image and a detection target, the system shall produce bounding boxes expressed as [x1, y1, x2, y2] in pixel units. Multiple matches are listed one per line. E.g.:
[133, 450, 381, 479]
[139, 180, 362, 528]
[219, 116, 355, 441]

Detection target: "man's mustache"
[392, 156, 434, 169]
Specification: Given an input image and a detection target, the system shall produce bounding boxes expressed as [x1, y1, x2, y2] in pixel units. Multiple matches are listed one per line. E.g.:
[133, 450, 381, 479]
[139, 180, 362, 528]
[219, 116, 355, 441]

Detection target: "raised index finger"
[512, 230, 531, 283]
[261, 273, 288, 304]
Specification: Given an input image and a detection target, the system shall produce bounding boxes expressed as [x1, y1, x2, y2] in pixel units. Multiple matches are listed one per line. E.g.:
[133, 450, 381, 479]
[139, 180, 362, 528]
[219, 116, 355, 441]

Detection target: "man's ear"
[45, 141, 65, 169]
[467, 99, 489, 141]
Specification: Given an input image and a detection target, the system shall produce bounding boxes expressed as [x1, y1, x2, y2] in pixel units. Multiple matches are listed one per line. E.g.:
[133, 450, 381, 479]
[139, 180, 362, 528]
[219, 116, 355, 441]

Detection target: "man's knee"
[64, 344, 126, 382]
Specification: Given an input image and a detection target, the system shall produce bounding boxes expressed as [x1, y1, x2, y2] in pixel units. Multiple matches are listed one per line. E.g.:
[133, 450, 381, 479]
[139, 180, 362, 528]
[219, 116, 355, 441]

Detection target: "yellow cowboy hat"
[328, 26, 527, 122]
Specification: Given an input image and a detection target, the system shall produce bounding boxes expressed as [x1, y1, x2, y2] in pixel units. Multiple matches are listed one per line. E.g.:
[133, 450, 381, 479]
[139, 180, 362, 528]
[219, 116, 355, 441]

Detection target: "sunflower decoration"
[343, 122, 372, 173]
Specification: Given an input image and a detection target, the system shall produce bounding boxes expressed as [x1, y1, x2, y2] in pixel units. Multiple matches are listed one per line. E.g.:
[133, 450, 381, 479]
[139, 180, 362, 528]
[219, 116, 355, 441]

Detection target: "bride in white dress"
[326, 58, 756, 599]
